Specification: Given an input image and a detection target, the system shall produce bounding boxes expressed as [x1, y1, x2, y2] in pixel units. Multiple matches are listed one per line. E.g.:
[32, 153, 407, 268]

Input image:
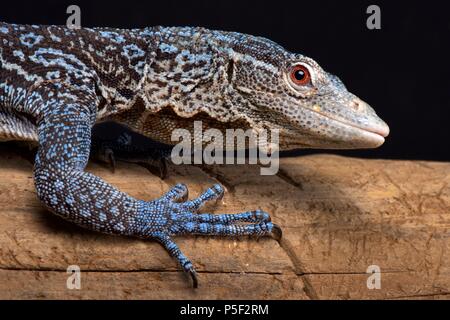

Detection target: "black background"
[1, 0, 449, 161]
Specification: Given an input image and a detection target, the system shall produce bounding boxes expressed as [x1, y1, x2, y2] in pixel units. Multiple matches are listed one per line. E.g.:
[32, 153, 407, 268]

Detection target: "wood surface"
[0, 144, 448, 299]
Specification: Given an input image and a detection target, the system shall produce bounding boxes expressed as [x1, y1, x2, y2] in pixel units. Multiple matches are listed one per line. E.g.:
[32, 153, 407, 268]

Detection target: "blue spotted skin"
[0, 22, 281, 287]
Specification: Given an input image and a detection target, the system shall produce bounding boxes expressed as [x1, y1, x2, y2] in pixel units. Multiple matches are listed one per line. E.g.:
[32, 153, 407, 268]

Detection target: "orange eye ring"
[290, 65, 311, 86]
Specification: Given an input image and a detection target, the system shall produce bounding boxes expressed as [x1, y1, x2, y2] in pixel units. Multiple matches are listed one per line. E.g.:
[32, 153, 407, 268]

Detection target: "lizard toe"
[185, 184, 224, 210]
[160, 183, 189, 202]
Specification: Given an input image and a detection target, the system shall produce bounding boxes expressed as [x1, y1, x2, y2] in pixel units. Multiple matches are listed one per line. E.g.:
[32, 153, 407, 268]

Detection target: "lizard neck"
[137, 27, 242, 123]
[104, 27, 263, 138]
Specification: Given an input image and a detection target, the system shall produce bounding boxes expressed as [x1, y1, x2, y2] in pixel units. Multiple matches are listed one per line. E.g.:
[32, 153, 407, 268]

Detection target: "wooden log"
[0, 143, 448, 299]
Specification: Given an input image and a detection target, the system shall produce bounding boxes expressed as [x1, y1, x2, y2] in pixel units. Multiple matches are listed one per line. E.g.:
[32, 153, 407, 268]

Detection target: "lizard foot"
[90, 132, 170, 179]
[91, 143, 169, 179]
[139, 183, 280, 288]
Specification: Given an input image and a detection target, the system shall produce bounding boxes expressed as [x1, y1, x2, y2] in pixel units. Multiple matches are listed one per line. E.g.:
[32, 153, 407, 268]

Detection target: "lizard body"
[0, 22, 389, 287]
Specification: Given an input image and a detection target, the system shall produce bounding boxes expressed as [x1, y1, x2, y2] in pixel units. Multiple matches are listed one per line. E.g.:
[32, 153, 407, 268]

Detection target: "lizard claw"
[139, 157, 168, 180]
[188, 267, 198, 289]
[159, 158, 168, 180]
[107, 148, 116, 173]
[271, 223, 283, 241]
[90, 144, 117, 173]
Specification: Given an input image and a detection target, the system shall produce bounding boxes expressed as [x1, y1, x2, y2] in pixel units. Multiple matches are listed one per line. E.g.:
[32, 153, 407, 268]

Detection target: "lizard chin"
[280, 130, 385, 150]
[279, 113, 389, 150]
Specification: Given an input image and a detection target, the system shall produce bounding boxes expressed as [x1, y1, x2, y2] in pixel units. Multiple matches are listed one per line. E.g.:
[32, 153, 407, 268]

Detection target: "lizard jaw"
[309, 103, 390, 139]
[299, 98, 389, 149]
[319, 112, 389, 147]
[279, 109, 389, 150]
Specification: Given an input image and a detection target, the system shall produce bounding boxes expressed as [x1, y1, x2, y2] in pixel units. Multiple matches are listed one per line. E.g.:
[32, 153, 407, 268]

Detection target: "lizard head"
[219, 32, 390, 150]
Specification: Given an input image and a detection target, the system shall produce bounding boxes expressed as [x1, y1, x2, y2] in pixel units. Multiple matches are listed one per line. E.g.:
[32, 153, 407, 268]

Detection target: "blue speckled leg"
[32, 83, 281, 288]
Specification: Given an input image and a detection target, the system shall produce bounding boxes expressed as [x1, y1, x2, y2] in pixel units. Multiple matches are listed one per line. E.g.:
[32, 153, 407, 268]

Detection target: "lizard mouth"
[309, 106, 390, 138]
[331, 115, 389, 138]
[280, 107, 390, 149]
[308, 107, 390, 148]
[326, 113, 389, 144]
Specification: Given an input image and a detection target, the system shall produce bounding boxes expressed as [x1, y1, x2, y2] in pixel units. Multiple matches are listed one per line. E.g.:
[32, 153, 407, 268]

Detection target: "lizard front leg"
[32, 81, 281, 288]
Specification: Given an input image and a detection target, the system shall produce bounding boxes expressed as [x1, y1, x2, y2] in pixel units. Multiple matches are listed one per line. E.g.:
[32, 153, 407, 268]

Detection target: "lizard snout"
[350, 98, 390, 138]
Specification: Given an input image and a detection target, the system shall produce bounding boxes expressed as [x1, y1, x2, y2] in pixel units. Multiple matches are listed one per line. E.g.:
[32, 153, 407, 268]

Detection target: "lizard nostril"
[350, 99, 365, 112]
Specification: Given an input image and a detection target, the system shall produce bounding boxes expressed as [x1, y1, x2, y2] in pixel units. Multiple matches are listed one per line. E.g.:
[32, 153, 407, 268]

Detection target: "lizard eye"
[289, 64, 311, 86]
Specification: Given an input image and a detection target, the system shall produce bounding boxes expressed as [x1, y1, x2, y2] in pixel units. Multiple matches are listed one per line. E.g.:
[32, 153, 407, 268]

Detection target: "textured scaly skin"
[0, 22, 389, 287]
